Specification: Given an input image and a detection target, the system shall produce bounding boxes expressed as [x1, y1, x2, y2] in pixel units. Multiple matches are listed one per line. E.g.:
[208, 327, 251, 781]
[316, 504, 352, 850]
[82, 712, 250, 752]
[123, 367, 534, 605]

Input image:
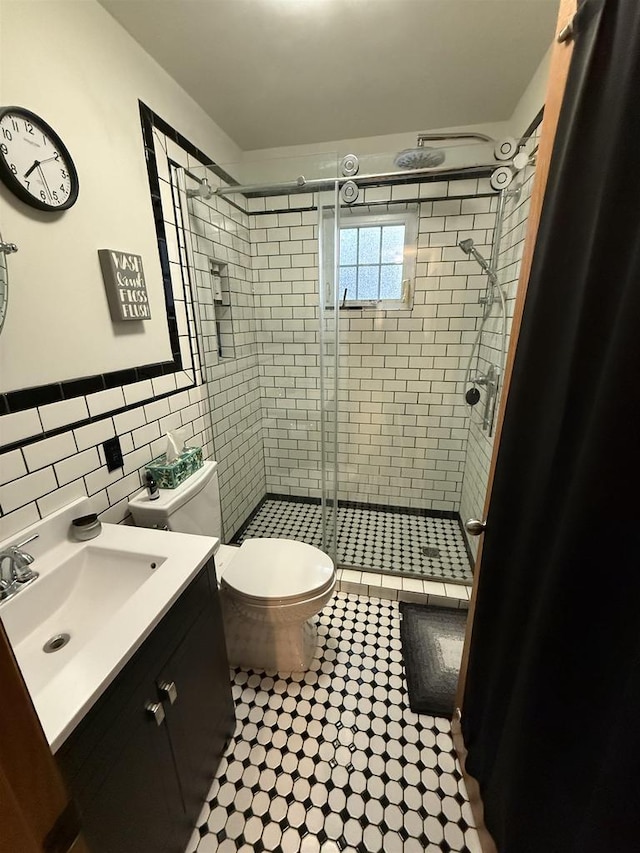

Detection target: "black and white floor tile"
[187, 592, 480, 853]
[233, 499, 472, 584]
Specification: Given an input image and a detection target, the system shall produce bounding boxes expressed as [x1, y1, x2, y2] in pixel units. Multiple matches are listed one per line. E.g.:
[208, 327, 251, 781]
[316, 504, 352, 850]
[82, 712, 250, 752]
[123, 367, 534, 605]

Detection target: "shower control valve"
[470, 374, 490, 386]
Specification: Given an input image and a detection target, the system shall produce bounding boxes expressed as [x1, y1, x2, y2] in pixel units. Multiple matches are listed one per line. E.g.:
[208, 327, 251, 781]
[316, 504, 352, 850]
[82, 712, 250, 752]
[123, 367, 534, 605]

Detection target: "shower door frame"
[318, 182, 341, 567]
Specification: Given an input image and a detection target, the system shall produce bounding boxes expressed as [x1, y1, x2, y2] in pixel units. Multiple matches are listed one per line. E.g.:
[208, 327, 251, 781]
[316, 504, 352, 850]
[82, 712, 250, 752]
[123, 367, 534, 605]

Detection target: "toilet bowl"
[217, 538, 335, 671]
[128, 462, 336, 672]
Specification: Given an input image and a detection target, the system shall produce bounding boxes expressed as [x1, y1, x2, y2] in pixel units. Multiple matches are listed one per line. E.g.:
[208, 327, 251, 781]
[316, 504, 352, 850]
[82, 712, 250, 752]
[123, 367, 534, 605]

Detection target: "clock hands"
[24, 160, 40, 179]
[23, 155, 59, 178]
[37, 164, 54, 202]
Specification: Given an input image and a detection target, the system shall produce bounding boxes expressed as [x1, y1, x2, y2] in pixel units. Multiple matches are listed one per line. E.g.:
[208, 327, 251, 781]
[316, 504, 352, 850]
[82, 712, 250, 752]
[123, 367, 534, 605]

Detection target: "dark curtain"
[461, 1, 640, 850]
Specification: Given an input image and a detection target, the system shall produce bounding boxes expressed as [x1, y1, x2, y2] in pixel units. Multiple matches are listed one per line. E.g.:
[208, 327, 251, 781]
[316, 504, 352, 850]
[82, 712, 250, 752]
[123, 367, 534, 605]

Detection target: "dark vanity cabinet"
[56, 557, 235, 853]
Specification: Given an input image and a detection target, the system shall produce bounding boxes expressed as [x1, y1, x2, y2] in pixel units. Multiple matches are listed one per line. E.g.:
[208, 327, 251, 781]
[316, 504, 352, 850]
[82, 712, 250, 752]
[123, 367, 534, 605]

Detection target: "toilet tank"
[128, 460, 222, 538]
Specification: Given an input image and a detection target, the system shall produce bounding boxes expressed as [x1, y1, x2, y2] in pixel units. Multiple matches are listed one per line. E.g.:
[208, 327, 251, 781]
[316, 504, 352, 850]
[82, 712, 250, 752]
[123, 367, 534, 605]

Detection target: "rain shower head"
[394, 131, 500, 172]
[458, 238, 497, 281]
[394, 146, 446, 170]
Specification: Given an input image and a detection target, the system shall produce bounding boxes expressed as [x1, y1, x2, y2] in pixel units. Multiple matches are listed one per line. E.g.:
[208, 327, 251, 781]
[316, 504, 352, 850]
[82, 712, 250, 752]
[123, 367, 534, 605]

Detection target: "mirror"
[0, 234, 15, 336]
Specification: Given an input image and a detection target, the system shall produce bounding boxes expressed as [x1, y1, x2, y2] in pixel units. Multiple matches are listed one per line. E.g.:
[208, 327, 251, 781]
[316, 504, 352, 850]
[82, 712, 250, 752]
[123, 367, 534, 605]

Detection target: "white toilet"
[128, 461, 336, 672]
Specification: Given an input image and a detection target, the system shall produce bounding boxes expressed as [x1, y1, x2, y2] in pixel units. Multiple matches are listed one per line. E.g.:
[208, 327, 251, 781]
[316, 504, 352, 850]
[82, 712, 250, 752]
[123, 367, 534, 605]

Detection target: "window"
[339, 210, 417, 309]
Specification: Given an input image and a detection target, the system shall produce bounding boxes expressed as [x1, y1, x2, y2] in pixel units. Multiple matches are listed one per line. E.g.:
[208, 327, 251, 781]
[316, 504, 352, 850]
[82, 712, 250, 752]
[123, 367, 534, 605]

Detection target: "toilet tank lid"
[129, 460, 218, 515]
[223, 538, 335, 599]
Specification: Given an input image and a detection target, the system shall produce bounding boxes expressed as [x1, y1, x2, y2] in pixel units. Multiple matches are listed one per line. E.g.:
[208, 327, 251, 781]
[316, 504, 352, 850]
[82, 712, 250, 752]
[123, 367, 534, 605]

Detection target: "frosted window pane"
[358, 227, 381, 264]
[340, 229, 358, 265]
[381, 226, 405, 264]
[358, 265, 379, 300]
[380, 265, 403, 299]
[339, 266, 357, 300]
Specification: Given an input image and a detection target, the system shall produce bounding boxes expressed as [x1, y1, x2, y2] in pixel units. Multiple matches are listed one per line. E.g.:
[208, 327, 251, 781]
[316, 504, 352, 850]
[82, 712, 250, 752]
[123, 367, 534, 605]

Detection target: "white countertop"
[0, 500, 218, 752]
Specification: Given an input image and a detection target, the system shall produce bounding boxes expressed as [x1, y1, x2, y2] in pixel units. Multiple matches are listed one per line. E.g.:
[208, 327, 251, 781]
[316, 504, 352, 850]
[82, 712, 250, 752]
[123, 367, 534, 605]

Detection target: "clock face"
[0, 106, 79, 211]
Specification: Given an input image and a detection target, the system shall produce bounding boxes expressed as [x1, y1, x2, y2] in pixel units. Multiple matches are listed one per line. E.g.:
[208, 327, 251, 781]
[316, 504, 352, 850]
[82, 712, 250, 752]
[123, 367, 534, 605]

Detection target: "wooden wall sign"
[98, 249, 151, 321]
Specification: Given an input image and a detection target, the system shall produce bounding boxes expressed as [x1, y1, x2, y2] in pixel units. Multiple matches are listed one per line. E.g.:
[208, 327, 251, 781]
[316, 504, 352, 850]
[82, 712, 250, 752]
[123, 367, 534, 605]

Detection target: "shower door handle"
[465, 518, 486, 536]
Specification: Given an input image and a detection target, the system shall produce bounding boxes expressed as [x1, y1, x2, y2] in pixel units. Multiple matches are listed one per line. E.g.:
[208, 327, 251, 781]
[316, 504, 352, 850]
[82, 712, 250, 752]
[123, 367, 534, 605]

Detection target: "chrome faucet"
[0, 534, 39, 602]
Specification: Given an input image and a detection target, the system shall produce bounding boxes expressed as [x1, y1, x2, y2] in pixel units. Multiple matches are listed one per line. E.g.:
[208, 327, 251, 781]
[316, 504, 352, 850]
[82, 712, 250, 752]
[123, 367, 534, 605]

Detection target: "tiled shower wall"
[250, 201, 324, 498]
[459, 131, 540, 557]
[183, 177, 266, 541]
[250, 180, 498, 512]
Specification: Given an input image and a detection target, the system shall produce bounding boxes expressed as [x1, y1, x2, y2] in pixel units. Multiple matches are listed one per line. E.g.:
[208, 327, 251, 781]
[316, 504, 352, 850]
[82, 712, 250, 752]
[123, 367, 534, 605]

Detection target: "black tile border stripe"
[227, 493, 270, 544]
[2, 360, 180, 423]
[168, 160, 204, 384]
[0, 382, 193, 456]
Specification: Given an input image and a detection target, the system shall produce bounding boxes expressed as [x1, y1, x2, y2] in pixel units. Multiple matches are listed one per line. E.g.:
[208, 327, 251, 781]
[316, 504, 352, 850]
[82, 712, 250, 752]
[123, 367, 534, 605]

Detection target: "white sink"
[1, 546, 167, 696]
[0, 498, 218, 751]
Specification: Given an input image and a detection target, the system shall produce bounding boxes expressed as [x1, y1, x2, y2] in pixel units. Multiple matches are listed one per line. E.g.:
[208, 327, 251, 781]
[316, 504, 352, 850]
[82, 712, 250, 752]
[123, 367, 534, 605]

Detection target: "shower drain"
[43, 633, 71, 653]
[421, 546, 440, 558]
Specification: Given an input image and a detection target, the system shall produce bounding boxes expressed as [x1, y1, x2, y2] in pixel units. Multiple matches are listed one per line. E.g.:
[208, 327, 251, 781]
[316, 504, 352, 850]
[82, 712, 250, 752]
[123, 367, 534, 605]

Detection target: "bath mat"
[399, 602, 467, 716]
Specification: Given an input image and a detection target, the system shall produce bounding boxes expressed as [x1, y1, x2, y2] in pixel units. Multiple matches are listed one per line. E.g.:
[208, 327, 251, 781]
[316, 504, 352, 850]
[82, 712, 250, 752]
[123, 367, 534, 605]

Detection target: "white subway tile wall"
[251, 188, 498, 513]
[184, 174, 266, 541]
[459, 129, 541, 558]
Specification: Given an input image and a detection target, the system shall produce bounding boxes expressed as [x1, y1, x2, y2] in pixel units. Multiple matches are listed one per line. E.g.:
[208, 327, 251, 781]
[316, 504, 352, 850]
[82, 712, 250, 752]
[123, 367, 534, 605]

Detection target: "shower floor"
[232, 497, 473, 584]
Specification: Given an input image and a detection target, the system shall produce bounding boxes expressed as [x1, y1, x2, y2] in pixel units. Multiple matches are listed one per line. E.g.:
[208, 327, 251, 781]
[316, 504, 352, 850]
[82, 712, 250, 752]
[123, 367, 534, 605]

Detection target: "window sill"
[338, 299, 413, 312]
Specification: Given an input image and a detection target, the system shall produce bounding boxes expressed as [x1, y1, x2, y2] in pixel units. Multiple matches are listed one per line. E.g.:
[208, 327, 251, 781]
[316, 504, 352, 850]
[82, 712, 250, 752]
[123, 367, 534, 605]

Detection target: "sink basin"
[0, 497, 218, 751]
[1, 546, 167, 695]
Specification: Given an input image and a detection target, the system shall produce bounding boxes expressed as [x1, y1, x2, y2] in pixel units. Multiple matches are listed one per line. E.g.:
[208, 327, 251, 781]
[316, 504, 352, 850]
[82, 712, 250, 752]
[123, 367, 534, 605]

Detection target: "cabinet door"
[158, 588, 235, 820]
[79, 685, 184, 853]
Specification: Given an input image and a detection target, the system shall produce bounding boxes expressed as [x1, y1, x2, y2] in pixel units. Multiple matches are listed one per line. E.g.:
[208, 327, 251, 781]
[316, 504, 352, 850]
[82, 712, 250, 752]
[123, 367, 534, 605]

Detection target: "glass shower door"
[317, 184, 340, 566]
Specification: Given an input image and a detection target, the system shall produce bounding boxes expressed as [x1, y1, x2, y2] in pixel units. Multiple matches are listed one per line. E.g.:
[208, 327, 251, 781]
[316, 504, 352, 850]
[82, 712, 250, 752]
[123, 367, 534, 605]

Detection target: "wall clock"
[0, 106, 79, 211]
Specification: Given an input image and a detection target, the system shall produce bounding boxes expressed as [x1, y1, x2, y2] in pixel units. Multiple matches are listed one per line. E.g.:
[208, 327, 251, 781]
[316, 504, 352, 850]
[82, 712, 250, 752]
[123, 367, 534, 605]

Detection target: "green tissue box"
[146, 446, 203, 489]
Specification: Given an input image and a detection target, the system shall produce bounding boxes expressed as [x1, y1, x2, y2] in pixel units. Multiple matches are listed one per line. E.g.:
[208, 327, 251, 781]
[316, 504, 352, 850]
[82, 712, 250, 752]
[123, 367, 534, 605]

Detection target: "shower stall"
[171, 129, 539, 587]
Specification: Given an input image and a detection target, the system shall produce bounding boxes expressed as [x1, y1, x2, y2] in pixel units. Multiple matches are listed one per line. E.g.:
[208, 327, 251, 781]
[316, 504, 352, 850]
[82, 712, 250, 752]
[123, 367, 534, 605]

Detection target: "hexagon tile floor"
[185, 592, 480, 853]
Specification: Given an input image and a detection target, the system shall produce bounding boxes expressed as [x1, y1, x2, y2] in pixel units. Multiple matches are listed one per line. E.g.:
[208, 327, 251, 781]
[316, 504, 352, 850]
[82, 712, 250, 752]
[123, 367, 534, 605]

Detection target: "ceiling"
[100, 0, 560, 151]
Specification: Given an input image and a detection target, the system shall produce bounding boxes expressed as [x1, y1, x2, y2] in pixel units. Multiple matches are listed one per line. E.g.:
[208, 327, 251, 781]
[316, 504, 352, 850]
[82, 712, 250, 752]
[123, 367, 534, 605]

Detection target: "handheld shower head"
[458, 238, 496, 281]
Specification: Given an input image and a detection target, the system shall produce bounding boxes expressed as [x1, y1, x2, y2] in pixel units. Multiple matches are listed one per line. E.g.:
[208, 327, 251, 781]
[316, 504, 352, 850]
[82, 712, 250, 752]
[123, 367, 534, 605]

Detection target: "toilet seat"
[221, 538, 334, 604]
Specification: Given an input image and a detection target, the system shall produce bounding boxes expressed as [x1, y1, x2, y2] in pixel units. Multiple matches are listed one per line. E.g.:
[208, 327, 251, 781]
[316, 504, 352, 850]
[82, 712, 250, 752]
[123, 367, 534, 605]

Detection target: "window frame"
[338, 209, 418, 311]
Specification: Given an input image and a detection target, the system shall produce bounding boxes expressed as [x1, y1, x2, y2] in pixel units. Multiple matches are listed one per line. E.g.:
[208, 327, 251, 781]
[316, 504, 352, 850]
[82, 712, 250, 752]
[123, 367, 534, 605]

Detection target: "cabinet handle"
[145, 701, 165, 726]
[158, 680, 178, 705]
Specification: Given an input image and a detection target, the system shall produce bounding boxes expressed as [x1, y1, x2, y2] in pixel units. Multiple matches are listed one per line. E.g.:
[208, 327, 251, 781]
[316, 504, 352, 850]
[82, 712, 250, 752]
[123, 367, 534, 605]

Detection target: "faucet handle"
[10, 533, 39, 583]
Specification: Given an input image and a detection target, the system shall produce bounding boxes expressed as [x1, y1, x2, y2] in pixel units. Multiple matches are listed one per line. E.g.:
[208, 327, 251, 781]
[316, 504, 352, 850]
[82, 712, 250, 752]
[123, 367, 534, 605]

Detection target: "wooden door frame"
[451, 1, 578, 850]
